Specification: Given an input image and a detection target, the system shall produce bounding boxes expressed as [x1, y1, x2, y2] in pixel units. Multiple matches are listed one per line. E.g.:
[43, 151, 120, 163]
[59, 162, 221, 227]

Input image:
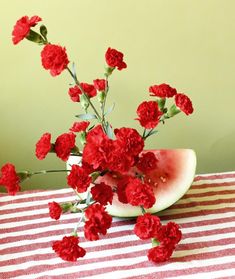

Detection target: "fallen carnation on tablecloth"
[0, 15, 195, 263]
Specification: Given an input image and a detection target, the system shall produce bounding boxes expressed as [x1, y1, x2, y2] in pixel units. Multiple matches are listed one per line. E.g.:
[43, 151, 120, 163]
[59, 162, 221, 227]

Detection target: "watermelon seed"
[160, 176, 166, 183]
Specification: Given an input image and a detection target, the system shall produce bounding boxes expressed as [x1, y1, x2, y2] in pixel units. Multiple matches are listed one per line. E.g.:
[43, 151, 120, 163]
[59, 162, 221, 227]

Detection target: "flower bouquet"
[0, 15, 196, 263]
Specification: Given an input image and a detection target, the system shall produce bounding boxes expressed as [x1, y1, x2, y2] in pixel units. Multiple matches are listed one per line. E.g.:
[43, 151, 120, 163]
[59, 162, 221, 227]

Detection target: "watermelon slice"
[97, 149, 196, 217]
[67, 149, 196, 217]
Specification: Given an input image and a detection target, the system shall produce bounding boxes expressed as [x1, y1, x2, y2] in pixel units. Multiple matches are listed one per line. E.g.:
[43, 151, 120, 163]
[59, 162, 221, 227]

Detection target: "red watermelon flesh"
[100, 149, 196, 217]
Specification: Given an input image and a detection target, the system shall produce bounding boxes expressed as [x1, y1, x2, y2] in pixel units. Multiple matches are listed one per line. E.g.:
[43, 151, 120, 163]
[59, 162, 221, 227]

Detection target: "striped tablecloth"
[0, 172, 235, 279]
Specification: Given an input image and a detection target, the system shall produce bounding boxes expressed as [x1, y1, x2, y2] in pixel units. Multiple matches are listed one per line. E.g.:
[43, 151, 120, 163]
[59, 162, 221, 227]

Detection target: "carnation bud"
[167, 104, 181, 117]
[157, 98, 166, 111]
[151, 238, 160, 247]
[17, 171, 32, 182]
[80, 94, 89, 110]
[60, 202, 73, 212]
[104, 66, 114, 77]
[98, 91, 106, 103]
[79, 131, 86, 146]
[26, 29, 45, 45]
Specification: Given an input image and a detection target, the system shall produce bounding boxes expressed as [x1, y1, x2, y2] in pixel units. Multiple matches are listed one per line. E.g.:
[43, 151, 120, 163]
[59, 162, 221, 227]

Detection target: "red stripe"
[179, 215, 235, 228]
[0, 203, 50, 216]
[0, 191, 74, 207]
[128, 261, 235, 279]
[160, 206, 235, 220]
[3, 247, 234, 279]
[170, 197, 235, 210]
[183, 189, 235, 198]
[194, 173, 235, 181]
[191, 181, 235, 189]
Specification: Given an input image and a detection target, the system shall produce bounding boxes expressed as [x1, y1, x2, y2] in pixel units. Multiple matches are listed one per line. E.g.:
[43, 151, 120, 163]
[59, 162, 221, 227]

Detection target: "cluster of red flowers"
[0, 15, 195, 264]
[134, 213, 182, 262]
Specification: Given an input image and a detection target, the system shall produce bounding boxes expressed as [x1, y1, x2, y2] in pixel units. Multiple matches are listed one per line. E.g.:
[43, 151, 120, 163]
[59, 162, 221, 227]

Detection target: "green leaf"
[26, 29, 44, 45]
[106, 122, 115, 139]
[148, 130, 158, 137]
[75, 113, 97, 120]
[40, 25, 48, 40]
[104, 103, 115, 116]
[72, 62, 77, 78]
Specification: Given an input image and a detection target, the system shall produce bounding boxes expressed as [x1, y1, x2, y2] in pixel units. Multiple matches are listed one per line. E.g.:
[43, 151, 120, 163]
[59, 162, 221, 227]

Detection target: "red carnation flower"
[70, 121, 90, 133]
[156, 221, 182, 246]
[115, 127, 144, 157]
[175, 93, 194, 115]
[12, 15, 42, 45]
[68, 85, 82, 102]
[48, 201, 62, 220]
[116, 176, 131, 204]
[0, 163, 21, 195]
[125, 178, 156, 209]
[41, 44, 69, 76]
[136, 101, 163, 129]
[91, 182, 114, 205]
[84, 204, 112, 241]
[148, 244, 175, 263]
[136, 152, 158, 173]
[52, 236, 86, 261]
[105, 47, 127, 70]
[149, 83, 177, 98]
[81, 82, 97, 98]
[35, 133, 52, 160]
[106, 140, 134, 174]
[67, 165, 91, 193]
[134, 213, 161, 240]
[54, 132, 76, 161]
[93, 79, 107, 91]
[83, 125, 111, 170]
[68, 83, 96, 101]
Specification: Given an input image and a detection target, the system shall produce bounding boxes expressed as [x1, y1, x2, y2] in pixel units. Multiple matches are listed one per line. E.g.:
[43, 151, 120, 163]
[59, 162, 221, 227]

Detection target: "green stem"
[140, 206, 146, 214]
[31, 169, 69, 175]
[67, 66, 102, 122]
[143, 128, 154, 140]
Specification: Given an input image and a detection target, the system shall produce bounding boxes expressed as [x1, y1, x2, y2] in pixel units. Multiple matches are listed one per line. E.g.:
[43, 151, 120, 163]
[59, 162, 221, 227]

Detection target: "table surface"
[0, 172, 235, 279]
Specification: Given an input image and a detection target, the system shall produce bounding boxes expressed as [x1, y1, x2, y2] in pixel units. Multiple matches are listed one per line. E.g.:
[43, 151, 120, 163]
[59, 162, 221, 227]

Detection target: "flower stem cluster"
[0, 15, 194, 263]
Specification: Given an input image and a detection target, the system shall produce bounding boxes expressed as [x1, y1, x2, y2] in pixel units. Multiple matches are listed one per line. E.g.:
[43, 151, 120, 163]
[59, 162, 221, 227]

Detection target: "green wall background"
[1, 0, 235, 190]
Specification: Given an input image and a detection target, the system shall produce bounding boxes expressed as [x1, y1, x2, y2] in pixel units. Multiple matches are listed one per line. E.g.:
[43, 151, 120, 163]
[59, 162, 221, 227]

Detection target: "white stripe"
[0, 233, 138, 251]
[158, 202, 235, 216]
[0, 188, 73, 202]
[0, 243, 150, 268]
[192, 178, 235, 185]
[196, 171, 235, 176]
[171, 211, 235, 224]
[185, 185, 235, 194]
[170, 268, 235, 279]
[0, 221, 132, 239]
[177, 193, 235, 204]
[82, 257, 235, 279]
[0, 196, 77, 210]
